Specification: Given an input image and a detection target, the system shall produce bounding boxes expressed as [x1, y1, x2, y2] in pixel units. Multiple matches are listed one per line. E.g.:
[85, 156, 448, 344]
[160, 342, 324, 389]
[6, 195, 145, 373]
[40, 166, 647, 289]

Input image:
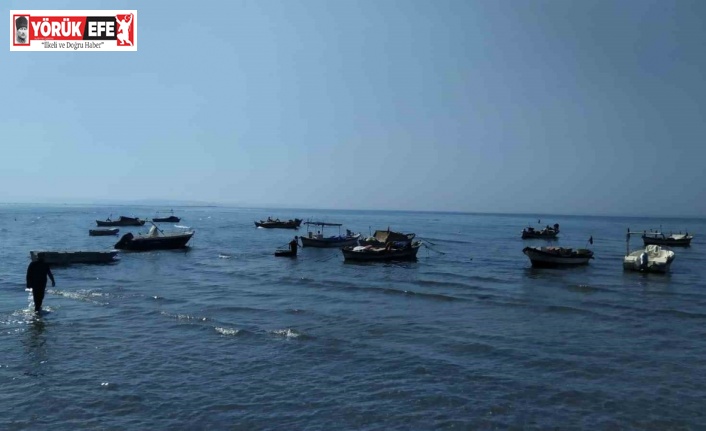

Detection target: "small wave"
[160, 311, 209, 322]
[271, 328, 310, 339]
[218, 254, 231, 259]
[215, 327, 242, 336]
[543, 304, 600, 317]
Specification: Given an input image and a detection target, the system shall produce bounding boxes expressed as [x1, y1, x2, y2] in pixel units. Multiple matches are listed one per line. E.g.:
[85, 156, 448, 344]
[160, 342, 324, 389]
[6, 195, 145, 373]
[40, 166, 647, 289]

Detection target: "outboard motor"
[639, 251, 649, 271]
[114, 232, 134, 250]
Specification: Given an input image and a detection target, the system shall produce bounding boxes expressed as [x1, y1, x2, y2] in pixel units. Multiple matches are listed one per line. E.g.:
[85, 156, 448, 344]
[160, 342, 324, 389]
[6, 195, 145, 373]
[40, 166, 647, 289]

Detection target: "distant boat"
[624, 229, 675, 273]
[152, 215, 181, 223]
[96, 216, 146, 227]
[255, 218, 302, 229]
[89, 228, 120, 236]
[642, 230, 693, 247]
[522, 223, 560, 239]
[152, 210, 181, 223]
[342, 242, 421, 262]
[523, 246, 594, 267]
[299, 221, 360, 248]
[114, 225, 194, 251]
[359, 229, 416, 247]
[30, 250, 118, 265]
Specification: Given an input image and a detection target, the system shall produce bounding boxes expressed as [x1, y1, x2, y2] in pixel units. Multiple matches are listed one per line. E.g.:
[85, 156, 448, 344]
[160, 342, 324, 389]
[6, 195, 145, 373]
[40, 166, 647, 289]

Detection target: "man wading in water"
[26, 255, 55, 313]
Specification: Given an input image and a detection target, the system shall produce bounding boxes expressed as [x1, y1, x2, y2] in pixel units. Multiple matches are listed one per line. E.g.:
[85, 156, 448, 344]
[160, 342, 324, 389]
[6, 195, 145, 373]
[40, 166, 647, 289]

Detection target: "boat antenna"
[626, 228, 630, 256]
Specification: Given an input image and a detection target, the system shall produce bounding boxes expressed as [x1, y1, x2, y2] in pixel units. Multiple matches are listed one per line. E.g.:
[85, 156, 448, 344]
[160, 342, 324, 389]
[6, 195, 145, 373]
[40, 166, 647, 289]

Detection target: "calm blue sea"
[1, 205, 705, 430]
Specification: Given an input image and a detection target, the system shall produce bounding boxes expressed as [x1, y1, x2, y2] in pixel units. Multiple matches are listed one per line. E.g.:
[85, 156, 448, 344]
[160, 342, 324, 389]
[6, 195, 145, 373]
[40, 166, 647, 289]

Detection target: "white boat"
[624, 229, 675, 273]
[523, 246, 593, 267]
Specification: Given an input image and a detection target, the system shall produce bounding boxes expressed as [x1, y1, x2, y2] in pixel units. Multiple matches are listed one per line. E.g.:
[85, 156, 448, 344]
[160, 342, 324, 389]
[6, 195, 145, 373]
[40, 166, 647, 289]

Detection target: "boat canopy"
[304, 221, 342, 226]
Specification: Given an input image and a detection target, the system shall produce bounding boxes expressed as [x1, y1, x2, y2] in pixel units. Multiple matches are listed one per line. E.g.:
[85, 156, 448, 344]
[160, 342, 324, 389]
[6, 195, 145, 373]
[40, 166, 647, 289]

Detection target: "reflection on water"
[22, 315, 48, 377]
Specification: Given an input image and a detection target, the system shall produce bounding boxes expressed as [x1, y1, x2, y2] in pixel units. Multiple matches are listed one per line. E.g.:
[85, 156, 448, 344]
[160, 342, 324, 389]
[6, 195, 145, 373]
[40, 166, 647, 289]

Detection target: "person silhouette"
[116, 13, 133, 46]
[26, 255, 56, 313]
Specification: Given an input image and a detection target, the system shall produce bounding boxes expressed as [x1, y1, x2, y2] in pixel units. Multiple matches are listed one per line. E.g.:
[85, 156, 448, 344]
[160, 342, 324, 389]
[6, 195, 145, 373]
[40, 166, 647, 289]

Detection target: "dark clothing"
[26, 261, 55, 312]
[289, 240, 299, 255]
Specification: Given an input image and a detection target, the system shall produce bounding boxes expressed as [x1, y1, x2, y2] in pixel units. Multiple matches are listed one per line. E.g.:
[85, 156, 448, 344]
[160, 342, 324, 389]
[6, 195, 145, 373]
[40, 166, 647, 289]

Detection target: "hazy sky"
[2, 0, 705, 216]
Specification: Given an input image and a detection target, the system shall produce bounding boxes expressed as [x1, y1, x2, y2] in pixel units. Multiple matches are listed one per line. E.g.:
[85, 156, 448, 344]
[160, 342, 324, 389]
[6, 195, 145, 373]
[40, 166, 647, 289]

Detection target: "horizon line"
[0, 200, 704, 221]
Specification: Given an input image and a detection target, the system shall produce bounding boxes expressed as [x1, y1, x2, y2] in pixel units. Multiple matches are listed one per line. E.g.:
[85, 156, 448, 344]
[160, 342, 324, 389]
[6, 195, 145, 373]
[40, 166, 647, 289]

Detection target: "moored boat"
[255, 218, 302, 229]
[89, 228, 120, 236]
[624, 229, 675, 273]
[114, 225, 194, 251]
[522, 223, 560, 239]
[30, 250, 119, 265]
[523, 246, 593, 267]
[342, 242, 422, 262]
[152, 215, 181, 223]
[642, 230, 693, 247]
[359, 229, 416, 247]
[299, 221, 360, 248]
[96, 216, 146, 227]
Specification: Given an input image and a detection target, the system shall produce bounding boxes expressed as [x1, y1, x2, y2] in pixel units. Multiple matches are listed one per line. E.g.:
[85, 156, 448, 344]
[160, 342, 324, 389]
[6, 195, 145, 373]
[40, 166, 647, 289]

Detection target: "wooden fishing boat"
[254, 218, 302, 229]
[274, 249, 297, 257]
[152, 215, 180, 223]
[151, 210, 181, 223]
[359, 229, 416, 247]
[96, 216, 146, 227]
[523, 246, 594, 267]
[89, 228, 120, 236]
[642, 230, 693, 247]
[299, 221, 360, 248]
[30, 250, 119, 265]
[342, 242, 422, 262]
[114, 225, 194, 251]
[624, 229, 675, 273]
[522, 223, 560, 239]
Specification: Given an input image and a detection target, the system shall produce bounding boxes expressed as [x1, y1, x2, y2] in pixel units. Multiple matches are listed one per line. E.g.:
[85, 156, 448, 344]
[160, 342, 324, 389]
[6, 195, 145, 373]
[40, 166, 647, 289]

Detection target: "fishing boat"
[624, 229, 675, 273]
[254, 218, 302, 229]
[152, 209, 181, 223]
[96, 216, 146, 227]
[359, 228, 416, 247]
[522, 246, 594, 267]
[152, 215, 180, 223]
[642, 230, 693, 247]
[30, 250, 119, 265]
[89, 228, 120, 236]
[342, 242, 422, 262]
[114, 225, 194, 251]
[299, 221, 360, 248]
[522, 223, 560, 239]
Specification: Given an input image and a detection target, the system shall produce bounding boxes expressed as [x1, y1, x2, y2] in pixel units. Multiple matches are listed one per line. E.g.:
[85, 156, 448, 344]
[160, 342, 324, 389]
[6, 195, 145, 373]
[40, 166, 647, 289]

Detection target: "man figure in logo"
[26, 255, 56, 313]
[15, 16, 29, 44]
[116, 13, 133, 46]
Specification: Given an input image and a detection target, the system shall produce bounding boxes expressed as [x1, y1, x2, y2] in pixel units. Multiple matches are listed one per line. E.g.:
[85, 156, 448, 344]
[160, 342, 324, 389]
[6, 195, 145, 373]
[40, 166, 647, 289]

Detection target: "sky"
[2, 0, 705, 217]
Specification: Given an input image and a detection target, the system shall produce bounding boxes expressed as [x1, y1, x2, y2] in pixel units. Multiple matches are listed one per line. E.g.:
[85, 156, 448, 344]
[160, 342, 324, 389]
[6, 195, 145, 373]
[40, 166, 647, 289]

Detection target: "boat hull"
[114, 232, 194, 251]
[342, 244, 421, 262]
[89, 228, 119, 236]
[255, 219, 302, 229]
[300, 234, 360, 248]
[642, 236, 692, 247]
[522, 231, 558, 239]
[274, 249, 297, 257]
[152, 216, 180, 223]
[523, 247, 593, 267]
[30, 250, 118, 265]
